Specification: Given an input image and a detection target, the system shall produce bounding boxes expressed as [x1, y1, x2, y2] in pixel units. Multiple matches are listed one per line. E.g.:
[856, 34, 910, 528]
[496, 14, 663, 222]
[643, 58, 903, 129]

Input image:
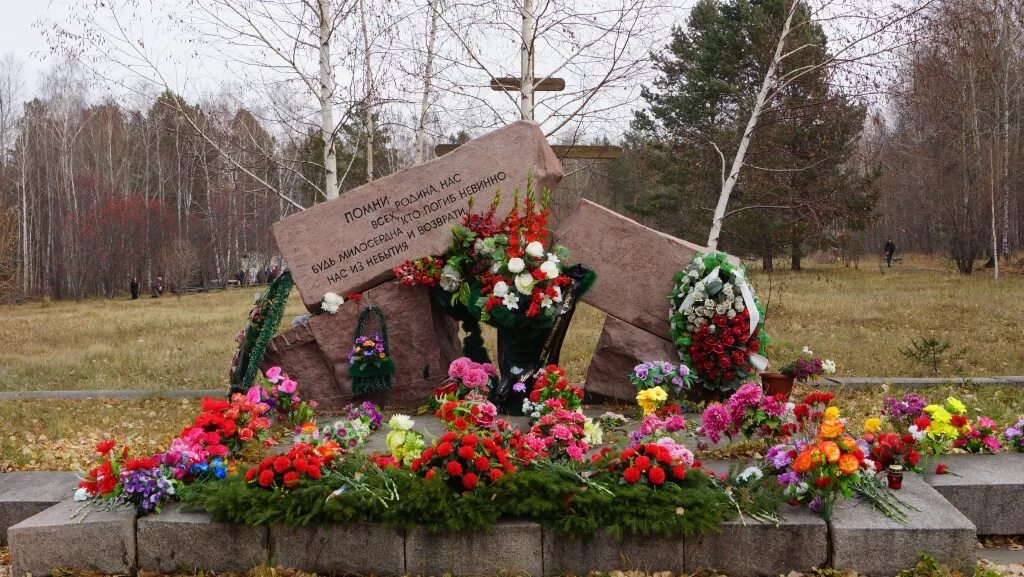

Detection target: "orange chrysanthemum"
[839, 435, 858, 451]
[792, 450, 814, 473]
[819, 419, 845, 439]
[819, 441, 841, 463]
[838, 453, 861, 475]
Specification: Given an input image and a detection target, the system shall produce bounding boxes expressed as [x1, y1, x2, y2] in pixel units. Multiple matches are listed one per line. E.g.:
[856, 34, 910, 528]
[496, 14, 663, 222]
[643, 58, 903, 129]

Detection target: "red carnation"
[458, 445, 476, 460]
[814, 476, 833, 487]
[308, 465, 322, 480]
[273, 456, 291, 473]
[489, 468, 504, 483]
[293, 458, 309, 474]
[454, 417, 468, 431]
[672, 465, 686, 480]
[623, 466, 641, 484]
[474, 456, 490, 471]
[648, 466, 666, 485]
[95, 439, 116, 455]
[244, 468, 257, 482]
[462, 472, 479, 490]
[914, 415, 931, 430]
[446, 460, 463, 477]
[258, 469, 275, 487]
[634, 455, 651, 471]
[283, 471, 300, 489]
[908, 451, 921, 467]
[950, 415, 967, 428]
[462, 434, 478, 447]
[436, 442, 453, 457]
[935, 463, 949, 475]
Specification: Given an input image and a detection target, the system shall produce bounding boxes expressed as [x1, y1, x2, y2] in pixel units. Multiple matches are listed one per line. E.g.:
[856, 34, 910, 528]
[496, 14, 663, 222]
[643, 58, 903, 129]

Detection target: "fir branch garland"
[229, 271, 293, 394]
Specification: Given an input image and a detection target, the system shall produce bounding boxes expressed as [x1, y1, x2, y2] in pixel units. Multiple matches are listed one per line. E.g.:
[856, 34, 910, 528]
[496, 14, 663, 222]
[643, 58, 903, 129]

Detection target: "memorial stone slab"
[270, 523, 405, 575]
[585, 314, 680, 401]
[543, 530, 686, 575]
[8, 499, 137, 577]
[263, 281, 461, 410]
[924, 453, 1024, 536]
[0, 471, 77, 544]
[274, 121, 563, 310]
[137, 503, 269, 573]
[555, 199, 713, 341]
[405, 521, 543, 576]
[830, 474, 977, 576]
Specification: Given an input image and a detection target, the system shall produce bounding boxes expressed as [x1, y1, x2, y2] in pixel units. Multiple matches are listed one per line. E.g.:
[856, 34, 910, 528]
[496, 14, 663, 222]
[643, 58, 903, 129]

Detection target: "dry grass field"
[2, 254, 1022, 394]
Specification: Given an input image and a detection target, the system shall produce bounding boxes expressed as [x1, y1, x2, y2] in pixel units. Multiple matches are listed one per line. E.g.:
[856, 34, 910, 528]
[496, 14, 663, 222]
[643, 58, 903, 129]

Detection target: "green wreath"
[668, 252, 769, 393]
[228, 271, 293, 394]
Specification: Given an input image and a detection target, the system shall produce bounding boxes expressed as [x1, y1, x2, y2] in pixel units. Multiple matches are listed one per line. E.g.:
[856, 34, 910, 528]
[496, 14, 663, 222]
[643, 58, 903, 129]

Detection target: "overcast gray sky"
[0, 1, 57, 93]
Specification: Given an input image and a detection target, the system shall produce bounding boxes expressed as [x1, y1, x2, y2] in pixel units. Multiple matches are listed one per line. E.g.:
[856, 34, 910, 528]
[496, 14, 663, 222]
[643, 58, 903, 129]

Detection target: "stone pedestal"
[0, 472, 77, 545]
[137, 504, 268, 573]
[584, 315, 680, 401]
[264, 281, 460, 410]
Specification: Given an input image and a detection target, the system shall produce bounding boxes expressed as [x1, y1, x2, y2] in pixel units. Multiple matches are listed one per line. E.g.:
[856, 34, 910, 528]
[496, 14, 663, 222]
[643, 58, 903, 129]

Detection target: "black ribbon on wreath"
[489, 264, 595, 415]
[349, 305, 396, 395]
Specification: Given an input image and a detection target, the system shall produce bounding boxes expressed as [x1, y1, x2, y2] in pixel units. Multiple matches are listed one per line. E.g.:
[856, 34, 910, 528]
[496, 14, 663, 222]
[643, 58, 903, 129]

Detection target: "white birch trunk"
[318, 0, 339, 200]
[706, 0, 798, 250]
[520, 0, 535, 120]
[359, 0, 375, 181]
[415, 0, 440, 164]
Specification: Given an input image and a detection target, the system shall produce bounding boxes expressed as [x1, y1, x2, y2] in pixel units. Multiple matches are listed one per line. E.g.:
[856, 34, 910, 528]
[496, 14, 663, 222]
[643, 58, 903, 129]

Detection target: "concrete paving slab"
[137, 503, 268, 573]
[0, 472, 78, 544]
[271, 523, 405, 575]
[406, 521, 542, 576]
[925, 453, 1024, 536]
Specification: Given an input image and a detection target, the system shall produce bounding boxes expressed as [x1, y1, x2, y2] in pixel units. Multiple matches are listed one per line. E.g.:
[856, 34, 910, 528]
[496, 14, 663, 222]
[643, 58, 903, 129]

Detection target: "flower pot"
[760, 372, 795, 399]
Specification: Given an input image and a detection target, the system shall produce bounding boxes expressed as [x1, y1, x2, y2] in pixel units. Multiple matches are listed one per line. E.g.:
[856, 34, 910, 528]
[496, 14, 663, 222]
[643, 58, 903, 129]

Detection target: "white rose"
[439, 265, 463, 292]
[514, 273, 535, 295]
[507, 257, 526, 273]
[493, 281, 509, 298]
[525, 241, 545, 258]
[539, 260, 559, 279]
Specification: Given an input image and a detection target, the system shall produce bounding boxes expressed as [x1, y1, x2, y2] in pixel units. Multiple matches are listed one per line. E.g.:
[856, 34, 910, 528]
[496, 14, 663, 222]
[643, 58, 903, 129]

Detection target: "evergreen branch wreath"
[669, 252, 769, 393]
[229, 271, 293, 394]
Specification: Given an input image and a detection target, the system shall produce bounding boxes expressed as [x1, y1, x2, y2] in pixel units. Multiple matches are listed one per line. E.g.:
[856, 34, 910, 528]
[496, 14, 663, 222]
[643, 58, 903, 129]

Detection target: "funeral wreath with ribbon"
[669, 252, 769, 393]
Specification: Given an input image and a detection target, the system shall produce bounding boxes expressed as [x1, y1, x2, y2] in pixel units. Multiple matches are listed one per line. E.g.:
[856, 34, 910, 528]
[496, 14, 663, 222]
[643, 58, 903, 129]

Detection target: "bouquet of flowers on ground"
[383, 414, 425, 467]
[437, 393, 499, 432]
[631, 361, 692, 403]
[953, 416, 1002, 453]
[609, 442, 694, 487]
[669, 252, 768, 393]
[780, 347, 836, 383]
[192, 395, 272, 454]
[313, 401, 384, 452]
[867, 433, 922, 472]
[520, 409, 600, 462]
[77, 440, 176, 515]
[629, 413, 688, 447]
[413, 432, 515, 492]
[244, 442, 329, 490]
[766, 406, 866, 519]
[429, 357, 497, 410]
[520, 364, 583, 420]
[261, 367, 315, 426]
[1004, 419, 1024, 451]
[911, 397, 966, 455]
[698, 383, 789, 443]
[882, 393, 928, 432]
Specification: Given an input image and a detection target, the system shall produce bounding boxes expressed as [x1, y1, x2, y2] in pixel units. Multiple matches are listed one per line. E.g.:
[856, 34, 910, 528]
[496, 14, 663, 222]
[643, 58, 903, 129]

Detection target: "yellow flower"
[824, 406, 841, 420]
[928, 420, 959, 440]
[925, 405, 952, 424]
[863, 417, 882, 433]
[945, 397, 966, 415]
[636, 386, 668, 415]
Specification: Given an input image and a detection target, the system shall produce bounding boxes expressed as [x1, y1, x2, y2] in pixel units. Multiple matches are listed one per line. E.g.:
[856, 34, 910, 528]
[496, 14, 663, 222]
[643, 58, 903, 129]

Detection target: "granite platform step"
[0, 471, 78, 544]
[7, 498, 136, 577]
[137, 503, 268, 573]
[924, 453, 1024, 536]
[830, 473, 978, 576]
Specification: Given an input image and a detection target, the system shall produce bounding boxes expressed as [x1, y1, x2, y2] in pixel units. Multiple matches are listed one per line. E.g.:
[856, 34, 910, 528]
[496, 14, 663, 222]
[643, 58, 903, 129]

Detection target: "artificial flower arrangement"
[244, 442, 330, 490]
[631, 361, 692, 401]
[348, 332, 394, 377]
[412, 431, 515, 492]
[606, 442, 694, 487]
[953, 416, 1002, 454]
[697, 383, 790, 444]
[429, 357, 498, 410]
[866, 433, 922, 472]
[437, 393, 500, 433]
[76, 440, 176, 514]
[779, 346, 836, 382]
[296, 401, 383, 453]
[263, 366, 315, 425]
[520, 364, 583, 421]
[910, 397, 966, 456]
[383, 414, 426, 467]
[669, 252, 768, 394]
[1004, 418, 1024, 452]
[882, 393, 928, 432]
[523, 409, 597, 462]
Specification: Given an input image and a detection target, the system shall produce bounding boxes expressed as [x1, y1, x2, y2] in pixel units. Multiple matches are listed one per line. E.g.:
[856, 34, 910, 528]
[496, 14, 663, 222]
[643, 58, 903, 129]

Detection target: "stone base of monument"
[830, 474, 978, 576]
[270, 523, 406, 575]
[406, 521, 544, 577]
[137, 503, 269, 573]
[263, 282, 461, 410]
[923, 453, 1024, 536]
[0, 471, 77, 545]
[585, 315, 679, 402]
[8, 499, 137, 577]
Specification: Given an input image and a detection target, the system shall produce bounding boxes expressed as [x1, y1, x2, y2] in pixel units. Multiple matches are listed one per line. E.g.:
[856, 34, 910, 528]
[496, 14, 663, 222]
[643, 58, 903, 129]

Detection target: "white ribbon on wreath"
[678, 264, 769, 373]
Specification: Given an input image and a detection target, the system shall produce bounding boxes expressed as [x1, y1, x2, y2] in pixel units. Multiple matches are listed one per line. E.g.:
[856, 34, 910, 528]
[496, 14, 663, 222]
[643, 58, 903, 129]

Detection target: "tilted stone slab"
[555, 199, 713, 341]
[543, 530, 686, 575]
[0, 471, 77, 545]
[263, 282, 461, 410]
[585, 314, 680, 401]
[406, 521, 543, 576]
[924, 453, 1024, 536]
[685, 506, 828, 576]
[8, 499, 136, 577]
[270, 523, 405, 576]
[275, 120, 563, 310]
[137, 503, 268, 573]
[830, 474, 977, 576]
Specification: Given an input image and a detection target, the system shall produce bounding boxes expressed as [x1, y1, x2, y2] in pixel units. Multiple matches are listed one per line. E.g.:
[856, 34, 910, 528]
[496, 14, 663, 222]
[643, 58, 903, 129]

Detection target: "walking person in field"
[884, 239, 896, 267]
[130, 276, 140, 300]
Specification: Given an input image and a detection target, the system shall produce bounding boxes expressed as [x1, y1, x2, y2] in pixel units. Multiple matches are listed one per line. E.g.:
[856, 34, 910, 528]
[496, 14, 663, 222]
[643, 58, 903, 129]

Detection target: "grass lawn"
[1, 254, 1022, 393]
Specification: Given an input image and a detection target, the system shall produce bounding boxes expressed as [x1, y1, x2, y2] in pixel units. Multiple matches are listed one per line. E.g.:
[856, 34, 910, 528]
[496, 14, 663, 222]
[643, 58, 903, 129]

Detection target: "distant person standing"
[884, 239, 896, 267]
[151, 276, 164, 298]
[130, 277, 140, 300]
